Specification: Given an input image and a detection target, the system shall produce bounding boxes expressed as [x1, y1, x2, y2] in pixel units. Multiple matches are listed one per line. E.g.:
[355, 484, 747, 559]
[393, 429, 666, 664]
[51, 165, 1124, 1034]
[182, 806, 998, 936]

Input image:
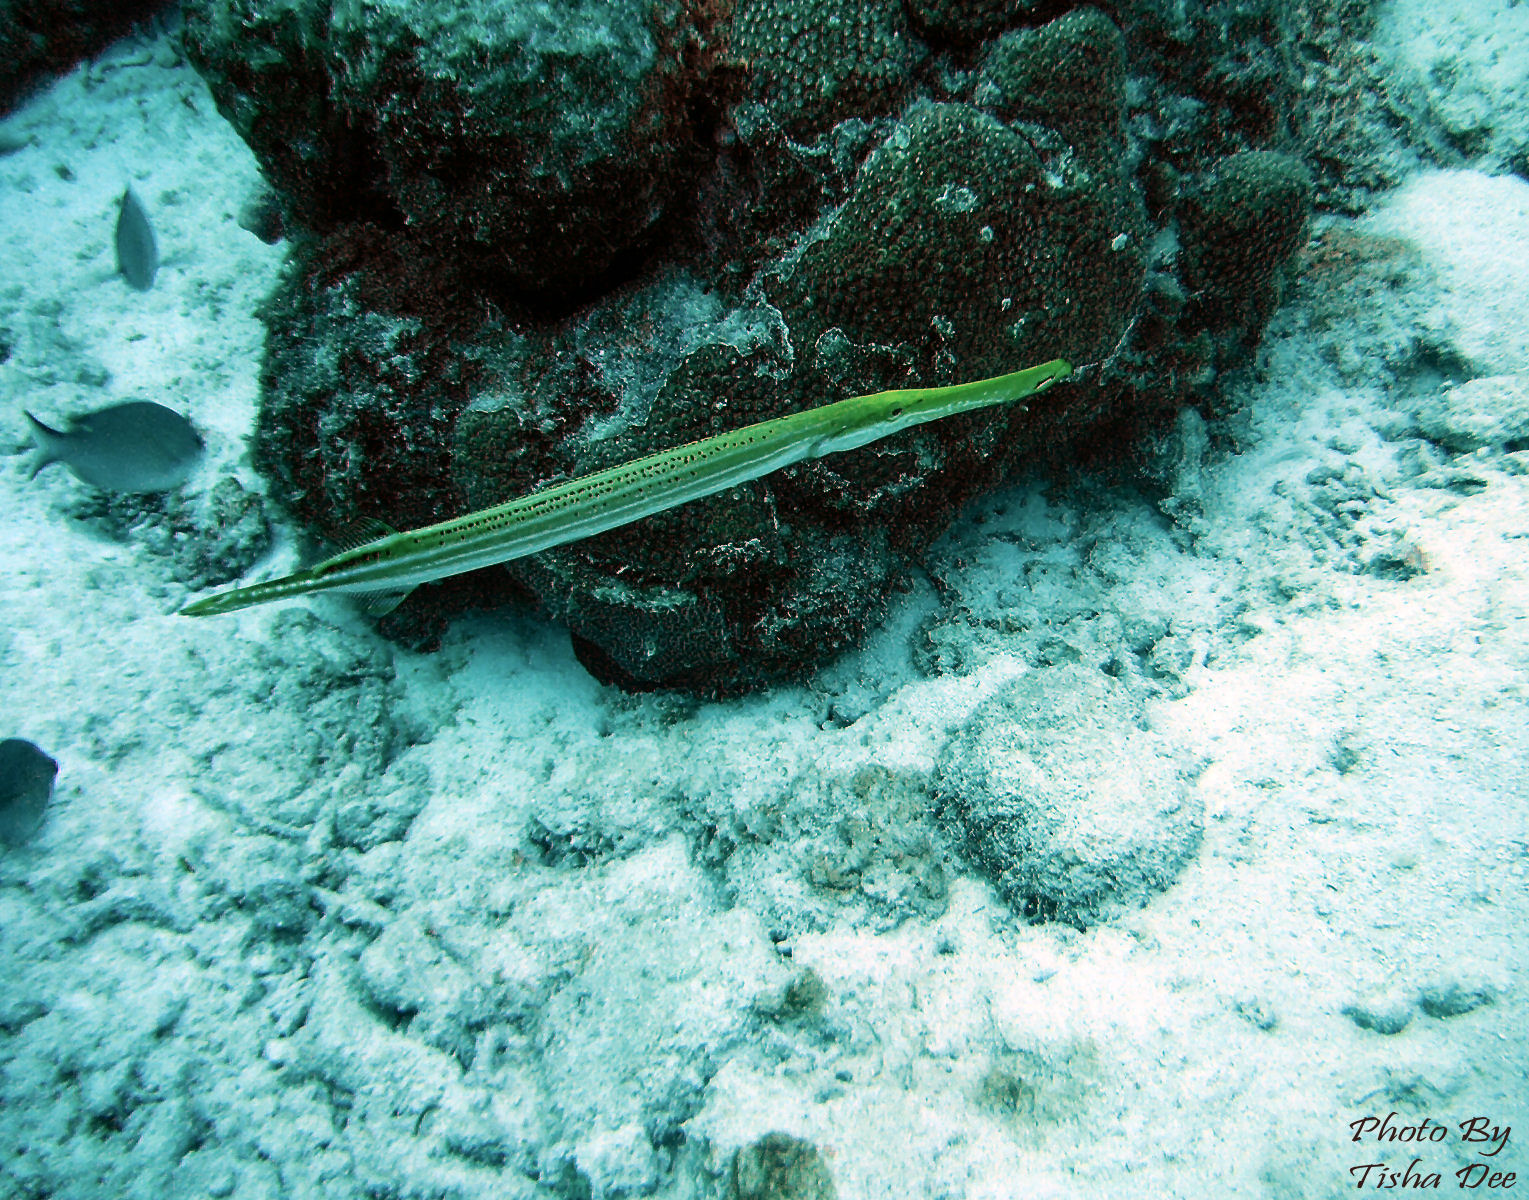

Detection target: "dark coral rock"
[978, 7, 1128, 149]
[711, 0, 920, 286]
[1110, 0, 1302, 151]
[182, 0, 394, 230]
[185, 0, 715, 297]
[450, 137, 1136, 692]
[0, 0, 170, 114]
[185, 0, 1357, 693]
[909, 0, 1036, 47]
[1181, 150, 1313, 334]
[330, 0, 705, 297]
[254, 227, 493, 538]
[727, 0, 918, 140]
[770, 100, 1144, 383]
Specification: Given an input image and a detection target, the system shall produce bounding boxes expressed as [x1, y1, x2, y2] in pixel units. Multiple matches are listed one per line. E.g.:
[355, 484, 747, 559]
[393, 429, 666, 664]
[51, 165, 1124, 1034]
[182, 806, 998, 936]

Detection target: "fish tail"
[22, 412, 60, 479]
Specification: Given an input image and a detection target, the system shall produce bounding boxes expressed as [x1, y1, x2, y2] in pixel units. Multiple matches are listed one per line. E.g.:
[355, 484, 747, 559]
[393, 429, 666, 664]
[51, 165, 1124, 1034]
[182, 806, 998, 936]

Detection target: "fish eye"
[891, 406, 904, 417]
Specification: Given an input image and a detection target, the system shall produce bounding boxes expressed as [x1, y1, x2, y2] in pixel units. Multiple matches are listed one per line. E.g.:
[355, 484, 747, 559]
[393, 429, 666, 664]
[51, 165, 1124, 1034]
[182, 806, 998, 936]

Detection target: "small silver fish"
[25, 401, 204, 493]
[115, 186, 159, 291]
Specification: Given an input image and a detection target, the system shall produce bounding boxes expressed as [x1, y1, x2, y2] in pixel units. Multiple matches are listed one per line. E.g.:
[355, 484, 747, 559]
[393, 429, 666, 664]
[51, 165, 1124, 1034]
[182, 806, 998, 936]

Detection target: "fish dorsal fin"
[328, 517, 399, 553]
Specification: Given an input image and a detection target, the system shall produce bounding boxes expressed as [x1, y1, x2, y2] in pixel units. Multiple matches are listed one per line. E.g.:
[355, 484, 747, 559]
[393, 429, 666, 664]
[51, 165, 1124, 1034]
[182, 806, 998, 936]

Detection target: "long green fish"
[182, 358, 1071, 617]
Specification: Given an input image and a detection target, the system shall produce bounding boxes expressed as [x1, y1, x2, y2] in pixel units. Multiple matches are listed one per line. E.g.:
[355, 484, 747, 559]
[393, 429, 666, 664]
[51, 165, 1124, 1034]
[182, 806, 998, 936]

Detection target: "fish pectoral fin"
[354, 586, 415, 618]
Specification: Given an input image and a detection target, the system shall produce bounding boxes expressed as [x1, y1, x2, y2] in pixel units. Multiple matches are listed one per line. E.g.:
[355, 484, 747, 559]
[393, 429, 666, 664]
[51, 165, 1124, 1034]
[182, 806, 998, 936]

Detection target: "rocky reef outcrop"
[182, 0, 1343, 692]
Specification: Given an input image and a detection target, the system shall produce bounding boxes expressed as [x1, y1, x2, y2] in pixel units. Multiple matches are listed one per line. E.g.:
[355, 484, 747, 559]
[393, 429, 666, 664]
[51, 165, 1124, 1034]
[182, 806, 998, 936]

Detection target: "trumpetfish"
[181, 358, 1071, 618]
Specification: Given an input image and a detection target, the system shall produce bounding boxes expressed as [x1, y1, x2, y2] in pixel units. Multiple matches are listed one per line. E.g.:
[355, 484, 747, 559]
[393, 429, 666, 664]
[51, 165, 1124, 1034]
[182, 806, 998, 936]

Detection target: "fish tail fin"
[22, 412, 60, 479]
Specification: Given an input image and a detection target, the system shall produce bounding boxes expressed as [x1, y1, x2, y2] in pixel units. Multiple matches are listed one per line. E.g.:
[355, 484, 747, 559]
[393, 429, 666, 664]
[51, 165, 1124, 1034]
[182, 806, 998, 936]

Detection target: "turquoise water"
[1, 5, 1526, 1197]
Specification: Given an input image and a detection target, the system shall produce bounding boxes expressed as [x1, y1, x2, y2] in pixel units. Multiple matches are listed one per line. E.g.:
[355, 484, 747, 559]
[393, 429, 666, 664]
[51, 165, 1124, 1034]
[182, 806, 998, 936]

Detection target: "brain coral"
[769, 100, 1143, 383]
[908, 0, 1037, 46]
[184, 0, 1339, 693]
[978, 7, 1126, 148]
[1180, 149, 1314, 335]
[933, 664, 1204, 926]
[727, 0, 918, 138]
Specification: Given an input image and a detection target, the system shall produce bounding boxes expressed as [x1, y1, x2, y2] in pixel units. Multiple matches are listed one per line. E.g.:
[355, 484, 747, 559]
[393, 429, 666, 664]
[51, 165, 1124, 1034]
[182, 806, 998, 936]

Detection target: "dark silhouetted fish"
[115, 186, 158, 290]
[25, 401, 204, 492]
[0, 739, 57, 847]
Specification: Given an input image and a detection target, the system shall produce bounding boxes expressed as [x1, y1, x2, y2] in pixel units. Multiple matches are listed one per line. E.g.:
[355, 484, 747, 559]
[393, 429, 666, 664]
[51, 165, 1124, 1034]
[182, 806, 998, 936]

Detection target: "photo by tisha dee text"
[1348, 1112, 1514, 1190]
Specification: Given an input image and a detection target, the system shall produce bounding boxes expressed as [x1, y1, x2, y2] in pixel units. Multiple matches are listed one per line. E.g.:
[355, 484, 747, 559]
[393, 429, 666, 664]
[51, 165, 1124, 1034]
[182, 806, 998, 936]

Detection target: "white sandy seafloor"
[1, 6, 1526, 1200]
